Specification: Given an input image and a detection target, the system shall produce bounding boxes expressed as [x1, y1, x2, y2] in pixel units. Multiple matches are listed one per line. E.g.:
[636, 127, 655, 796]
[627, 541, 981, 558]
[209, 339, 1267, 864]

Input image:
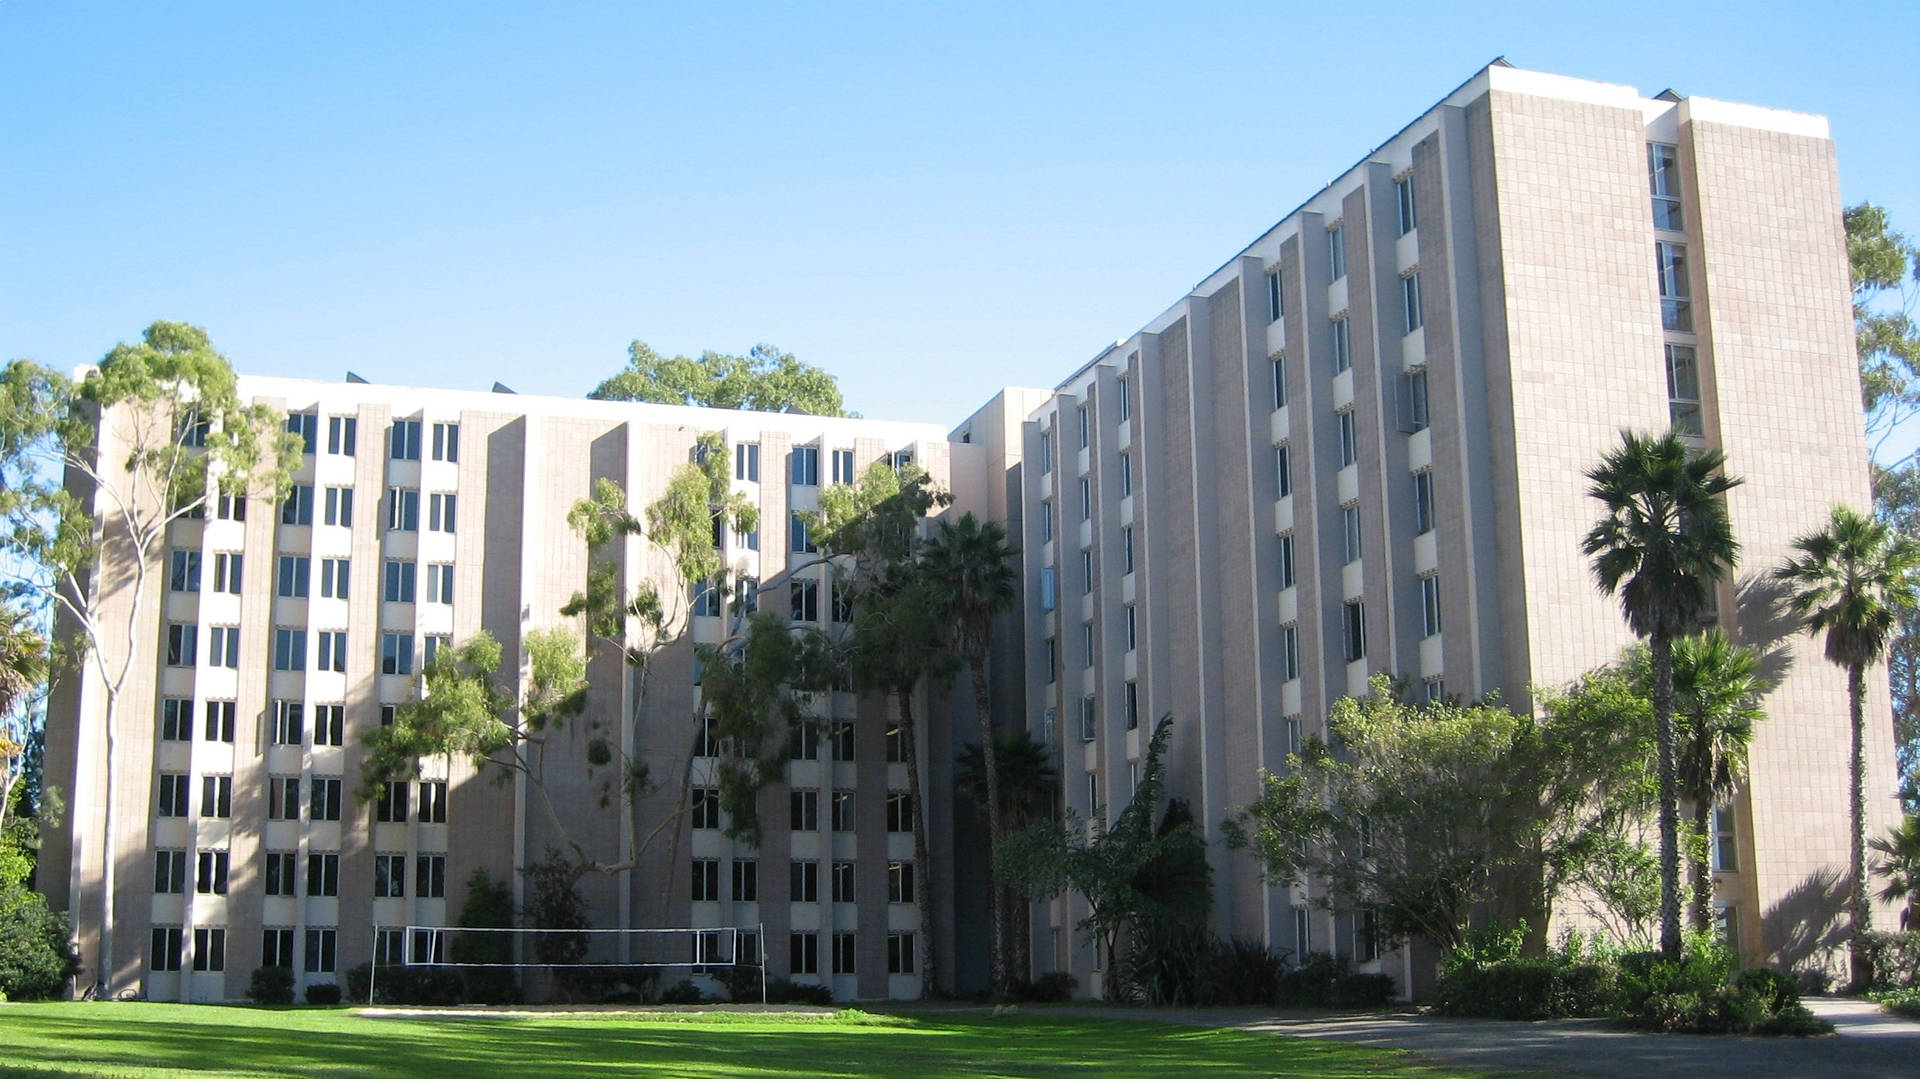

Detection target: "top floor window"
[830, 448, 855, 485]
[1267, 270, 1284, 322]
[390, 419, 422, 461]
[327, 415, 357, 456]
[1395, 176, 1417, 236]
[1077, 406, 1090, 449]
[431, 422, 459, 462]
[285, 412, 317, 455]
[1115, 378, 1130, 423]
[791, 446, 819, 486]
[1328, 224, 1346, 281]
[735, 443, 760, 482]
[1648, 142, 1683, 231]
[1039, 430, 1052, 475]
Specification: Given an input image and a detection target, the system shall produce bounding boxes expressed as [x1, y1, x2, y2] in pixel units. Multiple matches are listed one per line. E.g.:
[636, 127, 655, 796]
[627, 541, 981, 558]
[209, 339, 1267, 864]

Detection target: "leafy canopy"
[589, 341, 848, 417]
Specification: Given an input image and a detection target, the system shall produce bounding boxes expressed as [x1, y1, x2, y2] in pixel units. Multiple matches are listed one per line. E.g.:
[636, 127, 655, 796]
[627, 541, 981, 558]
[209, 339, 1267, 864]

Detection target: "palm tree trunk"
[1653, 633, 1683, 960]
[1849, 661, 1873, 991]
[1690, 799, 1713, 933]
[969, 657, 1005, 997]
[896, 687, 937, 999]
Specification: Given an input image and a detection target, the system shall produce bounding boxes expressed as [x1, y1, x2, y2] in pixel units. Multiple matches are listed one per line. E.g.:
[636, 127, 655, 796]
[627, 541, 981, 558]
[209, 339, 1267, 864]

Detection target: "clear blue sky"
[3, 2, 1914, 430]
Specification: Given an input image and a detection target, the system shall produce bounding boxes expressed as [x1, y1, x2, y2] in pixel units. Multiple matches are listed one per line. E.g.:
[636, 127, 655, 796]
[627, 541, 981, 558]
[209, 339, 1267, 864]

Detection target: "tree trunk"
[1849, 661, 1873, 992]
[1689, 798, 1713, 933]
[896, 687, 937, 999]
[969, 657, 1005, 998]
[1653, 633, 1683, 960]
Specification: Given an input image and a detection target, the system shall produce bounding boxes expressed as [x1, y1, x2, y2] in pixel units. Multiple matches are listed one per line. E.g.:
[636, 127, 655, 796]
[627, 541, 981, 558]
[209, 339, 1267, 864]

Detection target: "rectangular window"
[790, 512, 816, 554]
[1115, 378, 1131, 424]
[418, 780, 447, 823]
[1077, 405, 1090, 449]
[1344, 601, 1367, 662]
[1274, 445, 1291, 498]
[1122, 527, 1135, 575]
[886, 791, 914, 833]
[270, 700, 304, 745]
[791, 789, 819, 831]
[831, 448, 856, 485]
[201, 775, 232, 819]
[790, 860, 819, 903]
[1080, 550, 1093, 595]
[734, 442, 760, 482]
[208, 627, 240, 669]
[830, 789, 855, 831]
[731, 859, 758, 902]
[324, 486, 353, 526]
[1267, 270, 1284, 322]
[789, 932, 818, 976]
[211, 552, 242, 594]
[281, 485, 314, 526]
[328, 415, 357, 456]
[1079, 694, 1097, 742]
[200, 699, 234, 742]
[831, 861, 855, 903]
[1401, 475, 1431, 541]
[790, 446, 820, 486]
[307, 853, 339, 898]
[390, 419, 421, 461]
[1330, 316, 1351, 375]
[1401, 272, 1423, 334]
[380, 632, 414, 675]
[428, 492, 456, 533]
[157, 773, 189, 818]
[1039, 430, 1053, 475]
[1396, 176, 1418, 236]
[1343, 504, 1363, 564]
[832, 932, 856, 975]
[1278, 534, 1296, 589]
[1356, 908, 1380, 962]
[1119, 452, 1132, 497]
[790, 579, 819, 622]
[273, 628, 306, 672]
[262, 927, 294, 968]
[166, 622, 197, 667]
[309, 778, 342, 822]
[304, 928, 338, 974]
[691, 786, 721, 830]
[423, 563, 454, 605]
[692, 578, 723, 618]
[431, 421, 459, 463]
[789, 722, 821, 762]
[691, 858, 720, 902]
[386, 487, 419, 532]
[1713, 805, 1738, 871]
[1281, 624, 1300, 681]
[1404, 368, 1430, 432]
[1124, 605, 1137, 652]
[1040, 500, 1053, 542]
[314, 704, 344, 747]
[887, 861, 915, 904]
[375, 781, 409, 823]
[269, 776, 300, 821]
[1421, 575, 1443, 637]
[1081, 620, 1094, 668]
[285, 411, 317, 454]
[169, 550, 202, 593]
[827, 720, 854, 762]
[1424, 679, 1447, 704]
[383, 560, 416, 603]
[1286, 717, 1303, 756]
[1328, 224, 1346, 280]
[1665, 344, 1704, 437]
[1648, 142, 1683, 231]
[154, 849, 187, 893]
[1044, 638, 1057, 684]
[1271, 353, 1288, 409]
[159, 698, 191, 742]
[1125, 681, 1139, 731]
[1338, 409, 1358, 467]
[1656, 241, 1692, 332]
[374, 854, 407, 898]
[277, 555, 310, 598]
[1079, 477, 1091, 521]
[888, 933, 916, 975]
[215, 493, 246, 521]
[151, 926, 184, 972]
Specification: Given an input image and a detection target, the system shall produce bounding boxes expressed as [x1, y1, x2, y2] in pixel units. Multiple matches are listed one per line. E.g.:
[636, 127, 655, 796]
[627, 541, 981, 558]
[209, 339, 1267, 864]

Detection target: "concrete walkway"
[1053, 997, 1920, 1079]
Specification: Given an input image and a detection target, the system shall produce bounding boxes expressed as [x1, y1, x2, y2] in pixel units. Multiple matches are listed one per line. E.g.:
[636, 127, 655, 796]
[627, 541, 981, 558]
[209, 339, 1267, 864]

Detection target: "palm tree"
[922, 512, 1019, 995]
[1582, 430, 1742, 959]
[957, 725, 1059, 984]
[1775, 503, 1920, 989]
[1666, 631, 1766, 931]
[0, 605, 49, 835]
[1869, 815, 1920, 931]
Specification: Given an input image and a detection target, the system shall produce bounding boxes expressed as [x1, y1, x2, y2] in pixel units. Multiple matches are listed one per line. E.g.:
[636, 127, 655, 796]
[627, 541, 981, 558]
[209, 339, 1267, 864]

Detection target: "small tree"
[0, 325, 300, 994]
[1869, 815, 1920, 931]
[453, 868, 517, 1004]
[589, 341, 848, 417]
[0, 607, 48, 840]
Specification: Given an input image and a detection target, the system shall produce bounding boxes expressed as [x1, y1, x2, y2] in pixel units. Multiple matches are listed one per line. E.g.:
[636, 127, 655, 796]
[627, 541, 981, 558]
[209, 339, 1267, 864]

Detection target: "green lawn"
[0, 1002, 1508, 1078]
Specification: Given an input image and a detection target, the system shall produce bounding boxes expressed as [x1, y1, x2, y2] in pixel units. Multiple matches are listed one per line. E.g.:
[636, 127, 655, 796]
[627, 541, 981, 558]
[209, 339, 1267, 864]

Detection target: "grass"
[0, 1002, 1514, 1078]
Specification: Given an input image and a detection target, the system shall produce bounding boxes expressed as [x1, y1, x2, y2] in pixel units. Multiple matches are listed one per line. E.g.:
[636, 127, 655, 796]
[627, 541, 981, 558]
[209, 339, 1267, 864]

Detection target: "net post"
[368, 925, 379, 1006]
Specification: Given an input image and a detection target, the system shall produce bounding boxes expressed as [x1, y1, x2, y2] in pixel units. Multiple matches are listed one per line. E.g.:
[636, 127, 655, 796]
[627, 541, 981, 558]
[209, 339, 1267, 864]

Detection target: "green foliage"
[955, 727, 1057, 828]
[659, 979, 708, 1005]
[1860, 930, 1920, 991]
[699, 612, 835, 845]
[589, 341, 848, 417]
[247, 966, 295, 1005]
[0, 875, 78, 1000]
[1871, 817, 1920, 925]
[1846, 203, 1920, 449]
[346, 962, 465, 1006]
[359, 632, 514, 801]
[304, 983, 342, 1005]
[1874, 985, 1920, 1018]
[454, 869, 518, 1004]
[1006, 971, 1078, 1003]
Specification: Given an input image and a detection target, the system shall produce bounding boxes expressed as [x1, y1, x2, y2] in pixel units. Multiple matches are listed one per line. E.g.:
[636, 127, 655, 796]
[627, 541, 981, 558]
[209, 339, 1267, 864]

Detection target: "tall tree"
[1581, 429, 1742, 960]
[0, 606, 48, 839]
[1628, 631, 1767, 931]
[0, 324, 300, 995]
[589, 341, 848, 417]
[1874, 464, 1920, 811]
[956, 724, 1059, 984]
[1774, 503, 1920, 989]
[1847, 203, 1920, 458]
[921, 512, 1019, 995]
[1868, 814, 1920, 931]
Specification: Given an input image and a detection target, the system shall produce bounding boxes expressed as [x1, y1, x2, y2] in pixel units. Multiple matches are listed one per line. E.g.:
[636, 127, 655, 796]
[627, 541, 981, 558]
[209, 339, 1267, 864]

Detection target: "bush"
[1792, 966, 1834, 997]
[761, 978, 832, 1006]
[1009, 972, 1077, 1003]
[247, 966, 295, 1005]
[1332, 972, 1396, 1008]
[721, 964, 765, 1003]
[344, 963, 465, 1006]
[305, 982, 342, 1005]
[0, 882, 81, 1000]
[1274, 952, 1345, 1008]
[659, 980, 707, 1005]
[1872, 987, 1920, 1019]
[1204, 937, 1285, 1006]
[1862, 931, 1920, 991]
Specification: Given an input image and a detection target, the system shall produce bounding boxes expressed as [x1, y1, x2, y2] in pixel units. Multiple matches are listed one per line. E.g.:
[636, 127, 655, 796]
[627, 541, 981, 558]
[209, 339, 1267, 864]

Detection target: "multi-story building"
[984, 61, 1893, 996]
[39, 379, 980, 1002]
[43, 61, 1894, 1003]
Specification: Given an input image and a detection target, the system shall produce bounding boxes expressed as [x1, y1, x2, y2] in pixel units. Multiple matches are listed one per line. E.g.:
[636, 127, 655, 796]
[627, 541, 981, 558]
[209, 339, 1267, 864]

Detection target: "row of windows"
[693, 715, 912, 764]
[734, 445, 904, 486]
[154, 848, 445, 900]
[689, 787, 915, 833]
[690, 857, 916, 905]
[154, 927, 347, 974]
[789, 930, 915, 976]
[164, 623, 449, 675]
[159, 773, 445, 824]
[284, 415, 458, 464]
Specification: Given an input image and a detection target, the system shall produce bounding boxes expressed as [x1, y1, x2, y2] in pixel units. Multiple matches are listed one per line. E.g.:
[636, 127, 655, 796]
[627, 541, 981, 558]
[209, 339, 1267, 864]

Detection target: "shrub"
[1274, 952, 1345, 1008]
[721, 964, 765, 1003]
[1862, 931, 1920, 991]
[0, 882, 81, 1000]
[1204, 937, 1285, 1006]
[247, 966, 295, 1005]
[761, 978, 832, 1006]
[1872, 987, 1920, 1019]
[1435, 957, 1566, 1019]
[1791, 966, 1834, 997]
[1332, 972, 1396, 1008]
[344, 963, 465, 1006]
[1009, 972, 1078, 1003]
[659, 980, 706, 1005]
[305, 982, 342, 1005]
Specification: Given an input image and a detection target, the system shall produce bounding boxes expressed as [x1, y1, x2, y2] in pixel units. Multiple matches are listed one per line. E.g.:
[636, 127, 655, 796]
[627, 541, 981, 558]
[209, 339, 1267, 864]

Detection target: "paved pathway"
[1051, 997, 1920, 1079]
